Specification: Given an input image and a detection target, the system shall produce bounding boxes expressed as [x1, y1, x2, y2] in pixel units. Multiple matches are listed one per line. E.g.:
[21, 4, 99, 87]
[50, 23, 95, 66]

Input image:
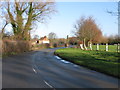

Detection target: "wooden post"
[89, 42, 92, 50]
[106, 43, 108, 51]
[117, 43, 120, 52]
[66, 35, 69, 47]
[97, 43, 99, 50]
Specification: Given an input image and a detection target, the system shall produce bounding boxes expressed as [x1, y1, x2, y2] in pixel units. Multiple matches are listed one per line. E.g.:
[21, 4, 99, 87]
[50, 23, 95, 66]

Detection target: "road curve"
[3, 48, 119, 88]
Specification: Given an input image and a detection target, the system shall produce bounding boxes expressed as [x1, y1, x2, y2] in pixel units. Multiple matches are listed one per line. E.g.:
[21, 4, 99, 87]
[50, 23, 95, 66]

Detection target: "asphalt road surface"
[2, 48, 119, 88]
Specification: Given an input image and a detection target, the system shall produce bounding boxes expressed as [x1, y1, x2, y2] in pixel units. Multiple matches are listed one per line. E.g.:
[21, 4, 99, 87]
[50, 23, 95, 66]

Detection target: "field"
[55, 46, 120, 78]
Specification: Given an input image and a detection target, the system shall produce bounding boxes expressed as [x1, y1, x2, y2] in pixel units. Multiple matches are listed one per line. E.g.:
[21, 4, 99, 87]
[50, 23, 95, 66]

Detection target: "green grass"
[55, 48, 120, 78]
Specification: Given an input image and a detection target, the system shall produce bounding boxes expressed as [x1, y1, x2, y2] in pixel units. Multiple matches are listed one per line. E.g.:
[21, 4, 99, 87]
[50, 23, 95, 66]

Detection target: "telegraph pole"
[66, 35, 69, 47]
[118, 1, 120, 37]
[118, 1, 120, 36]
[118, 1, 120, 52]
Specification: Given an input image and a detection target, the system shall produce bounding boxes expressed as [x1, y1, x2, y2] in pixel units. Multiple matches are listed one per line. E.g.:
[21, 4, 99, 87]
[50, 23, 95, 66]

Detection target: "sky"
[32, 2, 118, 38]
[3, 1, 118, 38]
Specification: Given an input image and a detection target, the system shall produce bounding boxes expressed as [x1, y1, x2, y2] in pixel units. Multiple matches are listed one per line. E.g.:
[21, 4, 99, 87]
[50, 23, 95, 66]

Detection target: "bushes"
[31, 43, 50, 50]
[2, 40, 31, 56]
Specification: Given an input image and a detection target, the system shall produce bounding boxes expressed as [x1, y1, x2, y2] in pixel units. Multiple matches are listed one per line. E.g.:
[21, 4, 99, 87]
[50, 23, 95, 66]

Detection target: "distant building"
[38, 36, 50, 44]
[31, 36, 50, 46]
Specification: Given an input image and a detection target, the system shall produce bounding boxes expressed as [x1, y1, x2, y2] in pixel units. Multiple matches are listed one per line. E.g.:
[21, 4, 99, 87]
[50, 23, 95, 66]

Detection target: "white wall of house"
[42, 41, 49, 44]
[38, 40, 50, 44]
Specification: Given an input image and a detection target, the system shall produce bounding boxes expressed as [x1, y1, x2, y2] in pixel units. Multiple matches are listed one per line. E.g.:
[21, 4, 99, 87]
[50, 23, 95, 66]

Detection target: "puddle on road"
[54, 56, 61, 59]
[55, 56, 70, 64]
[60, 60, 70, 64]
[54, 56, 80, 68]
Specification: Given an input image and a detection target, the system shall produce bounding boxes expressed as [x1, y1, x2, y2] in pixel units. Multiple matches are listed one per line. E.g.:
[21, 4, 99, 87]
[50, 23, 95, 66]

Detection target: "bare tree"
[0, 1, 56, 40]
[48, 32, 57, 46]
[0, 3, 9, 38]
[74, 16, 103, 50]
[48, 32, 57, 40]
[107, 1, 120, 37]
[33, 35, 39, 39]
[73, 16, 87, 49]
[69, 37, 78, 45]
[118, 1, 120, 37]
[0, 21, 8, 39]
[107, 1, 119, 16]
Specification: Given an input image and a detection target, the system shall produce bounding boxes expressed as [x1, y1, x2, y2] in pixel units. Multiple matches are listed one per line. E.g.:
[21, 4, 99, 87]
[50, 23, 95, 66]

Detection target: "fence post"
[117, 43, 120, 52]
[97, 43, 99, 51]
[106, 43, 108, 51]
[90, 43, 92, 50]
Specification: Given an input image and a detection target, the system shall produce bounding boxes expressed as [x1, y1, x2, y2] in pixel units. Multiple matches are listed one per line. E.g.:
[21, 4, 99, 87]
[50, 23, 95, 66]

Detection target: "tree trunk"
[23, 2, 33, 40]
[83, 38, 87, 50]
[1, 21, 8, 34]
[80, 44, 84, 50]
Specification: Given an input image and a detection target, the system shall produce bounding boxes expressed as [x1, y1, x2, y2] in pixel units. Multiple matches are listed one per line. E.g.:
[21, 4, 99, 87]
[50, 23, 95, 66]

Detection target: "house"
[38, 36, 50, 44]
[31, 36, 50, 46]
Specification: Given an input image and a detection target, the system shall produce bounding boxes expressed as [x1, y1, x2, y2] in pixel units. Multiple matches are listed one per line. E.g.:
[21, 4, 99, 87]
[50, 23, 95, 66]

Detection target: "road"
[2, 48, 119, 88]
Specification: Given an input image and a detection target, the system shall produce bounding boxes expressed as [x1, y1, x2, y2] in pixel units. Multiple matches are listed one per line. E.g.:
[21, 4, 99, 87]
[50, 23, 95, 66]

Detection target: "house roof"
[40, 36, 49, 41]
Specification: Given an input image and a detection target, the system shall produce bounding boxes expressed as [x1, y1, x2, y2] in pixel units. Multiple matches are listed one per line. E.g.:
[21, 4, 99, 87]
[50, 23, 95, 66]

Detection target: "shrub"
[2, 40, 31, 56]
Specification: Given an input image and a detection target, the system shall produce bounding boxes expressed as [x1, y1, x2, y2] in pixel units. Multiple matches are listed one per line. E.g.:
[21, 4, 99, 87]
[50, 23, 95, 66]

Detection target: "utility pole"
[67, 35, 69, 47]
[118, 1, 120, 37]
[65, 35, 69, 47]
[118, 1, 120, 52]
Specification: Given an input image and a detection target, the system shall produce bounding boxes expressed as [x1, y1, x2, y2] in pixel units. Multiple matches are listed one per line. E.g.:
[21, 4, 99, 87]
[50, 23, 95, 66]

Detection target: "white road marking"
[33, 68, 37, 73]
[44, 80, 53, 88]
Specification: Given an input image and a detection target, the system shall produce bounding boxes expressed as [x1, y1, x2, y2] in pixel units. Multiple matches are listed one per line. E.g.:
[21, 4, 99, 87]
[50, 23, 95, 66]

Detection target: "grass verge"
[54, 48, 120, 78]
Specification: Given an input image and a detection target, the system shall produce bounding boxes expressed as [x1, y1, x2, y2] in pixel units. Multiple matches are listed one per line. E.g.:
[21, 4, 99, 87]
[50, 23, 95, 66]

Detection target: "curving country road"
[2, 48, 119, 88]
